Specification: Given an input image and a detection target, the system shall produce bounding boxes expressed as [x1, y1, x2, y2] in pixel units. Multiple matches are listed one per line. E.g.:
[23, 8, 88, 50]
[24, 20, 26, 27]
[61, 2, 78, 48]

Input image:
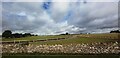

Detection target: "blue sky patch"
[42, 2, 51, 10]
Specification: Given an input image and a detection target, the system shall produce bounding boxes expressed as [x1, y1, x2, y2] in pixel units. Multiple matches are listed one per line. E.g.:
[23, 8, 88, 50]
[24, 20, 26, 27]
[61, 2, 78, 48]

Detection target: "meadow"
[2, 33, 119, 45]
[2, 35, 68, 41]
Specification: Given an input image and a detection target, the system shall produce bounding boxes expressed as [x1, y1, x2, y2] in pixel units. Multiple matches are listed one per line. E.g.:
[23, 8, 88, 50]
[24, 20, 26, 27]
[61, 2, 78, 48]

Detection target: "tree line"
[110, 30, 120, 33]
[2, 30, 120, 38]
[2, 30, 38, 38]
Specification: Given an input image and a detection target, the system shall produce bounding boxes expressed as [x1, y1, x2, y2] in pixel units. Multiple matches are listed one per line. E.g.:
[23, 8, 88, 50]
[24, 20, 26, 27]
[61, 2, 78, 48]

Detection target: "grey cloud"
[2, 2, 118, 35]
[67, 2, 118, 33]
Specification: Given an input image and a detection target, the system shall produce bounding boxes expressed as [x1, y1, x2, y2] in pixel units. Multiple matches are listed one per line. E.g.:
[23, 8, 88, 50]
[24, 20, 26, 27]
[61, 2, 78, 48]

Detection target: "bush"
[2, 30, 12, 38]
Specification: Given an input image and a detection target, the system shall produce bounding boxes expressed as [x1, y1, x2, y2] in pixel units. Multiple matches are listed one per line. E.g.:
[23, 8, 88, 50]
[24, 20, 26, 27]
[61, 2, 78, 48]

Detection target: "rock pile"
[1, 42, 120, 54]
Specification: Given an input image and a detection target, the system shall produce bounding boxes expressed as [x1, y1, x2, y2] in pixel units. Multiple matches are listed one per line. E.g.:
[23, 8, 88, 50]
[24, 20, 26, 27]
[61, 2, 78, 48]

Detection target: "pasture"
[2, 33, 119, 44]
[2, 35, 69, 41]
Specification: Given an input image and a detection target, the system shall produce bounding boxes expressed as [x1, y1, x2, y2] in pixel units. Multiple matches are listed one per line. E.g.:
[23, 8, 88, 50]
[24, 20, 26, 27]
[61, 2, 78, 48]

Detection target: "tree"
[2, 30, 12, 38]
[12, 33, 22, 38]
[66, 32, 69, 35]
[110, 30, 120, 33]
[23, 33, 31, 37]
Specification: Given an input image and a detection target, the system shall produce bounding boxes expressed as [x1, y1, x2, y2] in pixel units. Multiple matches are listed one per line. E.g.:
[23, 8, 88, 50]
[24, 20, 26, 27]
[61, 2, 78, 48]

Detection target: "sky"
[1, 0, 119, 35]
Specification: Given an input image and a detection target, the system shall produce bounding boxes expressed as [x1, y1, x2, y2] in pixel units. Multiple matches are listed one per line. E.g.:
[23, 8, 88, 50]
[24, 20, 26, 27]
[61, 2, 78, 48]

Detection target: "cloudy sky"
[1, 0, 119, 35]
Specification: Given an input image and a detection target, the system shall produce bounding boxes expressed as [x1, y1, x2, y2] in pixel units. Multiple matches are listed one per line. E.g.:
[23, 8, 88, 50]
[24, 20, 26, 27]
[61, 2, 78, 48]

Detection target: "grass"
[29, 33, 119, 45]
[75, 33, 119, 39]
[2, 35, 69, 41]
[2, 33, 119, 44]
[2, 53, 120, 58]
[30, 37, 113, 45]
[2, 55, 119, 58]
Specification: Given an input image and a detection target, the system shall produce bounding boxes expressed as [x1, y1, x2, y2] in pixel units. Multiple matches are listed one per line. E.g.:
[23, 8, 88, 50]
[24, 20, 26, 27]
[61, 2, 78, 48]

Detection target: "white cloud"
[17, 11, 26, 16]
[2, 2, 118, 35]
[49, 2, 70, 22]
[52, 2, 69, 13]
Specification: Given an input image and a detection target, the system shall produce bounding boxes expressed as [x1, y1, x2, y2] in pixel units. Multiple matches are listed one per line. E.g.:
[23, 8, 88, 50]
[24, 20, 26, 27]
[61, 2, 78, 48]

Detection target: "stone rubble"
[0, 42, 120, 54]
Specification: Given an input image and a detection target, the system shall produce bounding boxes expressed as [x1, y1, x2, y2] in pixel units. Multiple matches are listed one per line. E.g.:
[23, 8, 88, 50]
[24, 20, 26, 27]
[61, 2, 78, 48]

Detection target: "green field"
[2, 33, 119, 45]
[30, 37, 113, 45]
[2, 35, 69, 41]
